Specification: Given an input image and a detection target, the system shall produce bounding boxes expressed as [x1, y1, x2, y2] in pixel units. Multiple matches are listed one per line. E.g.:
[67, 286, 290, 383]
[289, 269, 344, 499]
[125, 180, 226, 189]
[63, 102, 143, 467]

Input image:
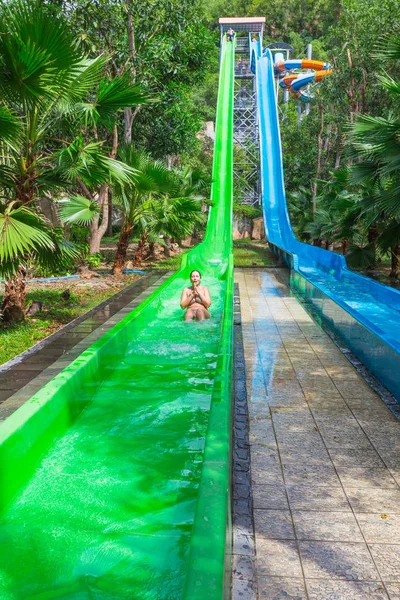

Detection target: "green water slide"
[0, 41, 234, 599]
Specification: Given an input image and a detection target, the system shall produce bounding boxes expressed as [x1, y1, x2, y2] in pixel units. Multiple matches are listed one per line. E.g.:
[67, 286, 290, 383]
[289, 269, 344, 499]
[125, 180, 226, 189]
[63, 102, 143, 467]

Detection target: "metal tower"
[219, 18, 265, 206]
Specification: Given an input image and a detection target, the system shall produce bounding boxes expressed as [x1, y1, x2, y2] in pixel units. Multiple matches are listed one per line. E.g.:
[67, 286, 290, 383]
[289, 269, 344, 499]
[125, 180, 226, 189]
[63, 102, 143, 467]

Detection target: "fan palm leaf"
[0, 203, 54, 266]
[0, 1, 82, 108]
[58, 196, 100, 225]
[0, 106, 22, 148]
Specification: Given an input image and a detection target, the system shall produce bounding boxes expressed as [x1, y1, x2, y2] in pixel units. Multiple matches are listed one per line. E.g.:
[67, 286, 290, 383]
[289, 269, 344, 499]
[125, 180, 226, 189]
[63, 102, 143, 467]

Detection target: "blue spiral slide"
[253, 40, 400, 401]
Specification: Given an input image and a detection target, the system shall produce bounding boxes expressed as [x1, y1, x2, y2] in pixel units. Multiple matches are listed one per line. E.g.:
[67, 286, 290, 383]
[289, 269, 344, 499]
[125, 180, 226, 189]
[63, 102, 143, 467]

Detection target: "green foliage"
[62, 0, 216, 157]
[233, 202, 262, 220]
[192, 71, 220, 121]
[86, 253, 102, 269]
[59, 196, 100, 225]
[281, 104, 321, 192]
[0, 0, 151, 304]
[287, 187, 314, 241]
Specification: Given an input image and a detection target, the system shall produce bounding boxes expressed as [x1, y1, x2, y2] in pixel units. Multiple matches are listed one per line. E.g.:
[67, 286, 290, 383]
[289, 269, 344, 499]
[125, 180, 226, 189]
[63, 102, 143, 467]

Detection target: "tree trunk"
[134, 232, 148, 266]
[334, 134, 344, 169]
[148, 241, 156, 259]
[390, 245, 400, 279]
[113, 222, 134, 275]
[164, 237, 171, 257]
[89, 184, 110, 254]
[312, 104, 324, 209]
[313, 238, 322, 247]
[342, 238, 348, 255]
[106, 192, 113, 238]
[367, 224, 379, 270]
[1, 267, 27, 323]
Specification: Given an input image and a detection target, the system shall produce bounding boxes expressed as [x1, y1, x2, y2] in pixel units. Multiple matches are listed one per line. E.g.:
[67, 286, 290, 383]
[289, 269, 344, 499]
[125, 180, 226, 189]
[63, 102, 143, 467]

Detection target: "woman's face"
[190, 271, 201, 285]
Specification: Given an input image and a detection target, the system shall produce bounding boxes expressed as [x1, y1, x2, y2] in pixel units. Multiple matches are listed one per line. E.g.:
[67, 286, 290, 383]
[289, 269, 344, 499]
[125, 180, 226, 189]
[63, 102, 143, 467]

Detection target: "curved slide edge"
[0, 39, 235, 599]
[256, 47, 400, 401]
[183, 38, 235, 599]
[279, 70, 333, 101]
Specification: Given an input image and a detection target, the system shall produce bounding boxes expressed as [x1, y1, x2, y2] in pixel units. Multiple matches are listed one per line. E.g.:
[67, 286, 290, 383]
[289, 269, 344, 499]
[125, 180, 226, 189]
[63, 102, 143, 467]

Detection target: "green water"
[0, 277, 226, 599]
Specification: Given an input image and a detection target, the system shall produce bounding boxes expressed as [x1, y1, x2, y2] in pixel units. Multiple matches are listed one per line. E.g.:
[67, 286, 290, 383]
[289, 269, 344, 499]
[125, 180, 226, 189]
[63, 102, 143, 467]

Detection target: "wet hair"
[190, 270, 201, 278]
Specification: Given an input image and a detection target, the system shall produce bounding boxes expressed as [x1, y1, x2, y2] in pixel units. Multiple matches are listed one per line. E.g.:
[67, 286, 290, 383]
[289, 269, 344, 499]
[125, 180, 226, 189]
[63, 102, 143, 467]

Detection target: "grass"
[0, 279, 138, 366]
[149, 240, 278, 270]
[233, 239, 277, 267]
[150, 254, 183, 270]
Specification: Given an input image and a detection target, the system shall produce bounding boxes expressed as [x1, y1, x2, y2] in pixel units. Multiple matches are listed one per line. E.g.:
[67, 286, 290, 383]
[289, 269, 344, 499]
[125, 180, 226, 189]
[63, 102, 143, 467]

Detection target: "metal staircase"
[219, 18, 265, 206]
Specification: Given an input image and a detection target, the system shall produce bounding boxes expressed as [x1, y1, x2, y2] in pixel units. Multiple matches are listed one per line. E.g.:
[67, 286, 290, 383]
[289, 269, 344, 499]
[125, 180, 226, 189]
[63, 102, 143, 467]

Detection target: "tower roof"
[218, 17, 265, 33]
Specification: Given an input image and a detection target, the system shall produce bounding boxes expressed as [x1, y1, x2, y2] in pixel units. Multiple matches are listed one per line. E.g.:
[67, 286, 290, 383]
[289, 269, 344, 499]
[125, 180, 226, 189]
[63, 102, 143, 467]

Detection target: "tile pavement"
[233, 268, 400, 600]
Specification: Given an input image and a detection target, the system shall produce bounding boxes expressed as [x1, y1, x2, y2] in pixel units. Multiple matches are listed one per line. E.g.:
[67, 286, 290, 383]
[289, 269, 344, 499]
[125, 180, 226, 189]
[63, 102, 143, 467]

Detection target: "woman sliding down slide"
[180, 270, 211, 321]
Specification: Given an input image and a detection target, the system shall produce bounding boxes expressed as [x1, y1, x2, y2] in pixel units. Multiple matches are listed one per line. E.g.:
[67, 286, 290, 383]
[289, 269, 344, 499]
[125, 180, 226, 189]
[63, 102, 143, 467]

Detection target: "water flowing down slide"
[0, 40, 235, 599]
[253, 41, 400, 400]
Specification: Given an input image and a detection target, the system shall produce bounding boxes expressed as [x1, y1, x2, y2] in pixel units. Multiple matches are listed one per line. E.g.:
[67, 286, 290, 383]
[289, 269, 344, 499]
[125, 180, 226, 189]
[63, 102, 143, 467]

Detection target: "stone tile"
[306, 393, 345, 406]
[334, 380, 379, 399]
[299, 540, 380, 580]
[287, 485, 351, 512]
[267, 395, 309, 409]
[252, 485, 289, 510]
[249, 420, 276, 445]
[381, 452, 400, 470]
[256, 539, 302, 577]
[328, 448, 386, 469]
[251, 453, 284, 486]
[258, 577, 307, 599]
[293, 511, 363, 542]
[353, 407, 396, 423]
[306, 580, 389, 599]
[272, 411, 316, 434]
[279, 445, 333, 466]
[347, 488, 400, 514]
[302, 384, 342, 400]
[361, 422, 400, 438]
[248, 404, 270, 420]
[282, 463, 340, 487]
[232, 554, 255, 580]
[369, 544, 400, 582]
[366, 436, 400, 454]
[233, 530, 255, 556]
[357, 514, 400, 544]
[319, 427, 374, 450]
[311, 404, 354, 418]
[337, 467, 398, 490]
[385, 583, 400, 599]
[313, 414, 359, 428]
[389, 471, 400, 487]
[254, 510, 295, 540]
[231, 578, 257, 600]
[275, 430, 325, 449]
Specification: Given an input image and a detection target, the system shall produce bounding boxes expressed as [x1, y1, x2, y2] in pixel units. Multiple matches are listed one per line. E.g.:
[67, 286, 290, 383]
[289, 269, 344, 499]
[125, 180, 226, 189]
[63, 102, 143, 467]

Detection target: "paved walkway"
[234, 268, 400, 600]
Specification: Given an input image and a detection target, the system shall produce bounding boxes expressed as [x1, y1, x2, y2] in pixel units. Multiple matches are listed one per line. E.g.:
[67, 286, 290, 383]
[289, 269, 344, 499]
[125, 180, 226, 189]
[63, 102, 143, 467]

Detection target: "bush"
[86, 253, 102, 269]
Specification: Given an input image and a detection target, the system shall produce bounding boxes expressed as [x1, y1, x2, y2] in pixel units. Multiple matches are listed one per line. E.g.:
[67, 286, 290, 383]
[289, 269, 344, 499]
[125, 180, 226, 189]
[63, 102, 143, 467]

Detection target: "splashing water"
[0, 275, 226, 599]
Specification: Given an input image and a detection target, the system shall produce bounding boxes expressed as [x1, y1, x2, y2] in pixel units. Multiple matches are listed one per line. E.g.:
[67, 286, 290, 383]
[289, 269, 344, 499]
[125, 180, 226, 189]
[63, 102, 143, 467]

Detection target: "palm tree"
[111, 149, 207, 273]
[111, 147, 174, 274]
[287, 187, 314, 243]
[313, 171, 361, 254]
[348, 35, 400, 268]
[144, 194, 206, 261]
[0, 0, 150, 321]
[377, 221, 400, 279]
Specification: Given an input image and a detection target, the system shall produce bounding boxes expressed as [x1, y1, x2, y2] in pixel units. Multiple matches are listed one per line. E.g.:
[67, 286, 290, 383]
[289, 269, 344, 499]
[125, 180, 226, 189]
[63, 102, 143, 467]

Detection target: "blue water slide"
[255, 47, 400, 401]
